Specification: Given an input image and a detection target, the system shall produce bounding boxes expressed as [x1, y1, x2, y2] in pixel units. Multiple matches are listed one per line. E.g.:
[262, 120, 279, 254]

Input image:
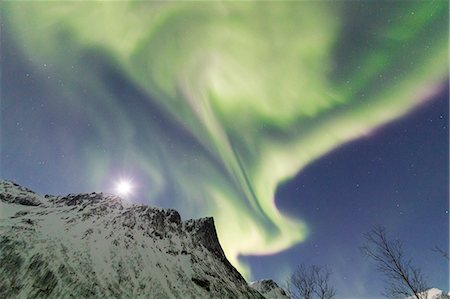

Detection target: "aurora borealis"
[1, 1, 448, 297]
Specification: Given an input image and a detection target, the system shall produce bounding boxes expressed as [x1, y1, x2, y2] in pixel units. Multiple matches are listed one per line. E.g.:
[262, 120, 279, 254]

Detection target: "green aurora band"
[2, 1, 448, 278]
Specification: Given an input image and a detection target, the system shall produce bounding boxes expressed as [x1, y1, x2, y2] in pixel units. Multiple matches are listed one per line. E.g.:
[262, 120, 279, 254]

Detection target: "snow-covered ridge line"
[0, 180, 277, 298]
[249, 279, 290, 299]
[0, 180, 42, 206]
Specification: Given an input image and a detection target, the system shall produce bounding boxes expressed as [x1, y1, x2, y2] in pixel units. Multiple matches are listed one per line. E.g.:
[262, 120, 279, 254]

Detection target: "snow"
[0, 180, 264, 298]
[405, 288, 450, 299]
[249, 279, 290, 299]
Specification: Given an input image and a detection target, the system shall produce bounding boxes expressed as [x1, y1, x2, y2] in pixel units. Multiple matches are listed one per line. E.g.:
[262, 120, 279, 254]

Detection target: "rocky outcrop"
[0, 180, 42, 206]
[249, 279, 290, 299]
[0, 180, 264, 298]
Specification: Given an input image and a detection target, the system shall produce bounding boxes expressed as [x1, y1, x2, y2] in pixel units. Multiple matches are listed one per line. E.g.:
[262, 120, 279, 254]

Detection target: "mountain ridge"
[0, 180, 285, 298]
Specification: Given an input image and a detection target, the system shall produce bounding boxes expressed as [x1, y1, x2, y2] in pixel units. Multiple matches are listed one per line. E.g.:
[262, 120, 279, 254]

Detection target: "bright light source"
[115, 179, 133, 196]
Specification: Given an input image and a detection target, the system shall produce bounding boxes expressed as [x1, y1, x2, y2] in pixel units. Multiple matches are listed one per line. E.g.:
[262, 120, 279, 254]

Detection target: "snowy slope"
[249, 279, 290, 299]
[0, 180, 264, 298]
[405, 288, 450, 299]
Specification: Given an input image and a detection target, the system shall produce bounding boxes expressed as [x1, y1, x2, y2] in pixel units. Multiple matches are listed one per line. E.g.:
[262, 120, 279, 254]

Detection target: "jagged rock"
[249, 279, 290, 299]
[0, 180, 42, 206]
[0, 180, 264, 298]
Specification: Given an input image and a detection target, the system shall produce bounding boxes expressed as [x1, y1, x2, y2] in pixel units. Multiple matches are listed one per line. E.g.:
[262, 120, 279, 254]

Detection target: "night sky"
[1, 2, 448, 298]
[246, 91, 449, 297]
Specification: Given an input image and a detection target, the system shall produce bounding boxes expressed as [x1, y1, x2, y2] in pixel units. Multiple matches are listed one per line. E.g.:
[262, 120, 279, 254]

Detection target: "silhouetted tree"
[432, 245, 449, 261]
[361, 225, 428, 299]
[287, 264, 336, 299]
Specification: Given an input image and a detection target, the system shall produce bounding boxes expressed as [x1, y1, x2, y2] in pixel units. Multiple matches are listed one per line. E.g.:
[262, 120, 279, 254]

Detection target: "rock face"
[0, 180, 264, 298]
[249, 279, 290, 299]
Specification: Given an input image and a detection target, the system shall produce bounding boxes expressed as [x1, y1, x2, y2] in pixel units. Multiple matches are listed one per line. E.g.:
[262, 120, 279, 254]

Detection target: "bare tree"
[432, 245, 449, 261]
[361, 225, 428, 299]
[287, 264, 336, 299]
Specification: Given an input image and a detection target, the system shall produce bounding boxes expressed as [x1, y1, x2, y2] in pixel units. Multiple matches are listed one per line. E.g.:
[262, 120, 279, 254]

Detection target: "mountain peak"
[249, 279, 290, 299]
[0, 180, 42, 206]
[0, 180, 267, 298]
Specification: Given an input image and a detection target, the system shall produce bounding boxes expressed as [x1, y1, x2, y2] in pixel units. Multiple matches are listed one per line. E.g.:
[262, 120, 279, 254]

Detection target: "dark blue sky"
[244, 90, 449, 298]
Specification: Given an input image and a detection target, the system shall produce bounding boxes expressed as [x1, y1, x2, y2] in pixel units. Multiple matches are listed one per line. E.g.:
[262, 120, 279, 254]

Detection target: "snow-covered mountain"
[0, 180, 284, 298]
[249, 280, 290, 299]
[405, 288, 450, 299]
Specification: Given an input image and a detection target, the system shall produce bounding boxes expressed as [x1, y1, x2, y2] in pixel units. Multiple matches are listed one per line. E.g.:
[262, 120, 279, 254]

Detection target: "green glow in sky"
[2, 1, 447, 278]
